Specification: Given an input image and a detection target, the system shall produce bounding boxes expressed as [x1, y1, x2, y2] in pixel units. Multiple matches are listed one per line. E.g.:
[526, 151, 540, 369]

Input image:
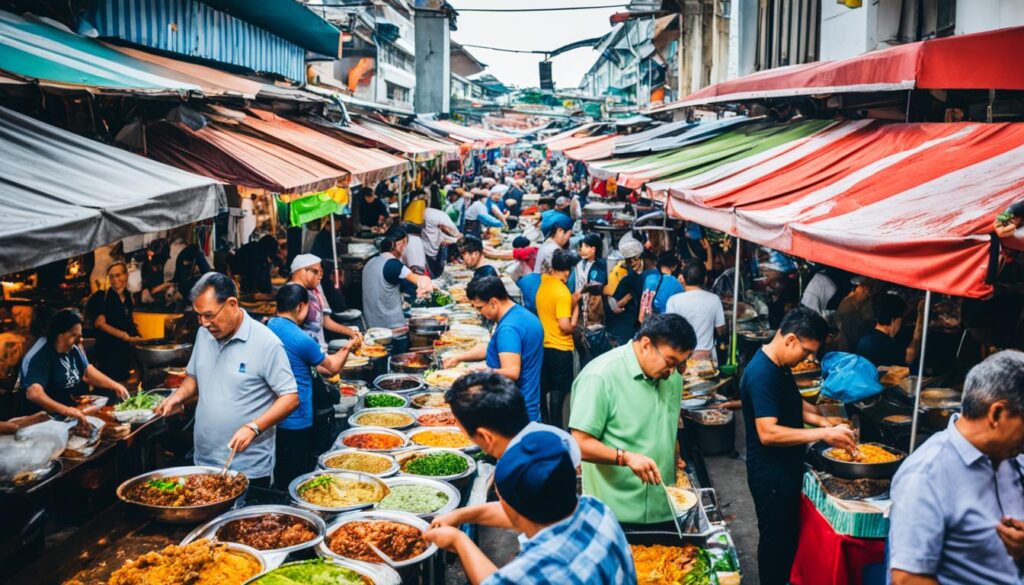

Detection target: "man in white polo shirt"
[155, 273, 298, 486]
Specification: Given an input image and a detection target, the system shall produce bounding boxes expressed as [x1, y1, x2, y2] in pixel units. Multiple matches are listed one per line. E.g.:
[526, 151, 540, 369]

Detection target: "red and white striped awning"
[659, 119, 1024, 298]
[649, 25, 1024, 112]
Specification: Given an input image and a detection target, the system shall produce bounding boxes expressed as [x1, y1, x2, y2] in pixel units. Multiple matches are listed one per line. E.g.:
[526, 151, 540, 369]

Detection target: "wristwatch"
[246, 422, 261, 437]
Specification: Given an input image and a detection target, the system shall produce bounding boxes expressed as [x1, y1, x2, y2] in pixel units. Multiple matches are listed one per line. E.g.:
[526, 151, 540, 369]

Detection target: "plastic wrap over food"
[0, 420, 67, 481]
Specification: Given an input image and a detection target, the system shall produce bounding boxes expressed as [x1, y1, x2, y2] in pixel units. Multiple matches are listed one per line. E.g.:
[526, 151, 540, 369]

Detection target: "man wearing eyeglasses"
[568, 313, 696, 527]
[154, 273, 298, 487]
[289, 254, 363, 352]
[740, 307, 857, 585]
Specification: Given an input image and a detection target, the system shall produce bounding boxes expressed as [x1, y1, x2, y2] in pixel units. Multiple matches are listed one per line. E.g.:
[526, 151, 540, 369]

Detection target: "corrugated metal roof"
[87, 0, 307, 82]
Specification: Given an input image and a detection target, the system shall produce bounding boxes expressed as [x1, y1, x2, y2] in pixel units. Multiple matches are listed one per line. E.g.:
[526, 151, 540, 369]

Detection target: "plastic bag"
[820, 351, 883, 403]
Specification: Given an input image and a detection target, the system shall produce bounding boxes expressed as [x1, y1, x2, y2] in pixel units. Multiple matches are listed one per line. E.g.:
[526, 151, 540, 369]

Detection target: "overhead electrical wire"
[455, 4, 628, 12]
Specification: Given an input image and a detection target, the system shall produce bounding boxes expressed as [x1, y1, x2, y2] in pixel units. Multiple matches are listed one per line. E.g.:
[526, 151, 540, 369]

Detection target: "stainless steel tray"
[317, 510, 438, 569]
[288, 470, 389, 516]
[181, 504, 326, 568]
[377, 476, 461, 519]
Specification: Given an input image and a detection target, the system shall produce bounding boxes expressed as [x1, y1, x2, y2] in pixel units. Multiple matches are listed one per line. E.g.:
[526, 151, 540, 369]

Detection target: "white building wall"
[819, 0, 874, 60]
[956, 0, 1024, 34]
[821, 0, 1024, 63]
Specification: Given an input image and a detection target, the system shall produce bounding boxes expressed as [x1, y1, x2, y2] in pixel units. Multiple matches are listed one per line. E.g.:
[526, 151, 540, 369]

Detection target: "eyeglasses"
[195, 301, 229, 323]
[650, 342, 684, 371]
[797, 342, 818, 358]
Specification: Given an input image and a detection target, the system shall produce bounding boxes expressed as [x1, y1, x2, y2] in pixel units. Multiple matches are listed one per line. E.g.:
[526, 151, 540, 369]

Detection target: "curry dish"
[123, 473, 246, 507]
[631, 543, 701, 585]
[107, 539, 260, 585]
[216, 514, 317, 550]
[324, 452, 395, 475]
[297, 475, 386, 508]
[825, 444, 901, 464]
[342, 432, 404, 451]
[410, 430, 473, 449]
[327, 520, 428, 563]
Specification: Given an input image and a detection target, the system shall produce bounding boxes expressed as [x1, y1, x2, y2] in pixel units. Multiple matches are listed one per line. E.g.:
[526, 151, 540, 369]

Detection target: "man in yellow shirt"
[536, 249, 580, 428]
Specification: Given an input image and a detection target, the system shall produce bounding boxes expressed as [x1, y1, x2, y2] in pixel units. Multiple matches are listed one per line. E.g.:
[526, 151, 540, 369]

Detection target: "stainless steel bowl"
[406, 426, 478, 453]
[372, 373, 425, 394]
[411, 408, 459, 427]
[289, 470, 390, 516]
[116, 465, 248, 524]
[333, 427, 409, 452]
[349, 408, 417, 431]
[408, 391, 450, 410]
[394, 448, 476, 484]
[317, 510, 438, 569]
[388, 352, 434, 375]
[134, 340, 193, 368]
[318, 449, 400, 478]
[243, 558, 401, 585]
[377, 477, 461, 519]
[362, 392, 410, 410]
[181, 504, 326, 564]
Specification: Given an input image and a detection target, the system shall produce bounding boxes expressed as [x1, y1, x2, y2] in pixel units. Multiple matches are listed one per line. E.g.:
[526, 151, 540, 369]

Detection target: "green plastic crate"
[802, 472, 889, 539]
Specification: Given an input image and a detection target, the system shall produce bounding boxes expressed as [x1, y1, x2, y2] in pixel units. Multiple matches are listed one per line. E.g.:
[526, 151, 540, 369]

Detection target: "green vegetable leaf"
[147, 478, 182, 492]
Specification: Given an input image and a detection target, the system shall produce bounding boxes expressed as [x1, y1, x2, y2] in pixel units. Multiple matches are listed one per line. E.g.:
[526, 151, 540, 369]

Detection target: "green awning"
[589, 119, 834, 189]
[0, 11, 200, 93]
[204, 0, 342, 58]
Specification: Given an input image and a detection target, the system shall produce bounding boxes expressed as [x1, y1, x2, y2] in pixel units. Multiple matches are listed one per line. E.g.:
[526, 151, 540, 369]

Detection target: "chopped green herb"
[365, 394, 405, 408]
[403, 452, 468, 476]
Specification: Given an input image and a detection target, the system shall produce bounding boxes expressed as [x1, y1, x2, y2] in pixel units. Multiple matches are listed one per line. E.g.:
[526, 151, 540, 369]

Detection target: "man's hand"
[572, 290, 583, 304]
[442, 354, 462, 369]
[153, 397, 180, 417]
[424, 526, 466, 552]
[228, 425, 258, 453]
[623, 451, 662, 484]
[822, 425, 857, 452]
[348, 330, 364, 347]
[112, 383, 130, 401]
[998, 517, 1024, 560]
[66, 407, 90, 429]
[430, 511, 461, 530]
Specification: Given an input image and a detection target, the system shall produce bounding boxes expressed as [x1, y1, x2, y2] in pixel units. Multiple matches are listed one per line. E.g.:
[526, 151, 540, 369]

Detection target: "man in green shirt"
[569, 313, 697, 525]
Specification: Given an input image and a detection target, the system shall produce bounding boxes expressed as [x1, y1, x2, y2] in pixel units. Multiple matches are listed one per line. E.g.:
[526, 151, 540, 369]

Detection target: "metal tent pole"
[330, 215, 340, 289]
[730, 238, 742, 365]
[909, 289, 933, 453]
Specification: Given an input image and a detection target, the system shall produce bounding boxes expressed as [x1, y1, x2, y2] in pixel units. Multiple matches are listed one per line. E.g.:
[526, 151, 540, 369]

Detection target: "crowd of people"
[9, 151, 1024, 585]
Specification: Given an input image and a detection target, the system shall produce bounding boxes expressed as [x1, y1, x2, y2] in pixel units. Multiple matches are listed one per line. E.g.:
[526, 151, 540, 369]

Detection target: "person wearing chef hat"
[602, 238, 645, 347]
[288, 254, 362, 352]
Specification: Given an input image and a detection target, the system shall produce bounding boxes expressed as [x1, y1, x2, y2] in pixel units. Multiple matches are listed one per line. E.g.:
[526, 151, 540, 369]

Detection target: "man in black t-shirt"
[358, 185, 391, 233]
[856, 293, 906, 367]
[460, 236, 499, 281]
[739, 307, 857, 585]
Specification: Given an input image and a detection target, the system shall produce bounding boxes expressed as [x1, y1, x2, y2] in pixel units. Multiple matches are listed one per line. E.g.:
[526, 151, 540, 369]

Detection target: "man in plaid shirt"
[426, 431, 637, 584]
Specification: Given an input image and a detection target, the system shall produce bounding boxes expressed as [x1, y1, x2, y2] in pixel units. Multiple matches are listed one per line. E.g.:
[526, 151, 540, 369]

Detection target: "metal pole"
[330, 215, 340, 289]
[909, 289, 933, 453]
[730, 238, 742, 365]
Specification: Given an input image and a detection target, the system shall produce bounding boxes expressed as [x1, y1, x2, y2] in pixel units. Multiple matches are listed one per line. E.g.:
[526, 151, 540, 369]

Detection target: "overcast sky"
[447, 0, 623, 90]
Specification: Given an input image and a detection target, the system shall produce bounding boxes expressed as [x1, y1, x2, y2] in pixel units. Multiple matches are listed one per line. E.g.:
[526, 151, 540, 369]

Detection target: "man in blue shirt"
[890, 351, 1024, 585]
[740, 307, 856, 585]
[443, 276, 544, 420]
[639, 251, 683, 321]
[267, 283, 357, 486]
[426, 428, 635, 585]
[516, 271, 542, 314]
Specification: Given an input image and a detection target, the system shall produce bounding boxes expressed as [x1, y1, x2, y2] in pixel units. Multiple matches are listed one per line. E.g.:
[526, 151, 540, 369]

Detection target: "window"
[378, 42, 414, 72]
[386, 82, 409, 103]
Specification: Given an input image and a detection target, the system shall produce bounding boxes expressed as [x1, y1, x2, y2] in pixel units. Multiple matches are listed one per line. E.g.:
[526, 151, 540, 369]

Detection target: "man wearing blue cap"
[533, 210, 574, 274]
[426, 431, 636, 585]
